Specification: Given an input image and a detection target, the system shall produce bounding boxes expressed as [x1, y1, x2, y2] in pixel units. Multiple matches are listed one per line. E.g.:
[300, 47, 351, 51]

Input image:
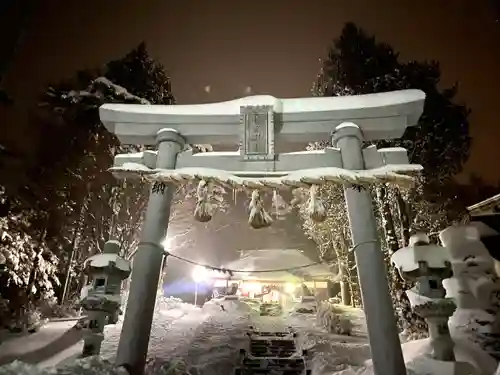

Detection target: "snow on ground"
[0, 321, 83, 367]
[153, 297, 374, 375]
[287, 305, 371, 375]
[1, 296, 496, 375]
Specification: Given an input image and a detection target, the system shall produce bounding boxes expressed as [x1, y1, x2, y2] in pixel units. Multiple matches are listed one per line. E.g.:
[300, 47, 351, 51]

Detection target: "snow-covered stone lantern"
[440, 224, 500, 367]
[80, 240, 131, 357]
[391, 233, 457, 362]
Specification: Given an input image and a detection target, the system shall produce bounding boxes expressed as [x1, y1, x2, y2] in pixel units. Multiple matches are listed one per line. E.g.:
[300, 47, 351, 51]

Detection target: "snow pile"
[348, 336, 494, 375]
[119, 294, 196, 323]
[237, 297, 261, 313]
[316, 301, 354, 336]
[288, 314, 371, 374]
[153, 297, 197, 317]
[202, 298, 257, 316]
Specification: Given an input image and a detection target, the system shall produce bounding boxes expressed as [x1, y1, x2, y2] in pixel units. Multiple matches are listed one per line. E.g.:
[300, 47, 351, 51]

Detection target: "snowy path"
[180, 312, 250, 374]
[102, 298, 295, 375]
[101, 299, 208, 360]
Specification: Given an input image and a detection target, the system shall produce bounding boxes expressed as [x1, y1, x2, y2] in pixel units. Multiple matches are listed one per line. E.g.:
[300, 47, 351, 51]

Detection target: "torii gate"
[99, 90, 425, 375]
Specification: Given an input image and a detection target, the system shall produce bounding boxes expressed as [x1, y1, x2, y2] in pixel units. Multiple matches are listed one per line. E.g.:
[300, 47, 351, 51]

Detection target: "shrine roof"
[467, 193, 500, 216]
[217, 249, 334, 281]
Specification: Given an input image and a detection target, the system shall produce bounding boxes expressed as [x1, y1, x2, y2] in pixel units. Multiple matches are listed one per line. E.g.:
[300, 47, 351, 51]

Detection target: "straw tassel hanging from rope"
[306, 184, 327, 223]
[248, 189, 273, 229]
[272, 189, 291, 219]
[194, 180, 214, 222]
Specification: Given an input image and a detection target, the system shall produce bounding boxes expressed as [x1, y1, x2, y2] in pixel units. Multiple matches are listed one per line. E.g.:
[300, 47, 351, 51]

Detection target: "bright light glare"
[284, 283, 296, 294]
[161, 237, 171, 249]
[242, 282, 262, 293]
[192, 265, 209, 282]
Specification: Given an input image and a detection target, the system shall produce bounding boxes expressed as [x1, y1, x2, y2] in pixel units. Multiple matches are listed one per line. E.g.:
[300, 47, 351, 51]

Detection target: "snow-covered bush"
[58, 357, 131, 375]
[294, 307, 316, 314]
[22, 307, 42, 332]
[0, 361, 44, 375]
[259, 303, 282, 316]
[145, 358, 189, 375]
[158, 297, 185, 310]
[41, 300, 80, 319]
[316, 301, 353, 335]
[0, 357, 129, 375]
[0, 196, 60, 330]
[2, 303, 44, 333]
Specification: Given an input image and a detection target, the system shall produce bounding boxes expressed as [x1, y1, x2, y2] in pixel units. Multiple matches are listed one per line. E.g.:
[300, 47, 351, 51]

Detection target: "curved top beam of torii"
[99, 89, 425, 146]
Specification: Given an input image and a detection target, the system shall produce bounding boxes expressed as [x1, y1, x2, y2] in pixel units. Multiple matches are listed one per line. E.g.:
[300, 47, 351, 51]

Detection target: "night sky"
[1, 0, 500, 184]
[1, 0, 500, 283]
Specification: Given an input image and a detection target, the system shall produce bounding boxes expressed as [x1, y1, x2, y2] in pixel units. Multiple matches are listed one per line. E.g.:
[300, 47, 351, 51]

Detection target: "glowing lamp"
[242, 282, 262, 293]
[284, 283, 296, 294]
[192, 265, 209, 282]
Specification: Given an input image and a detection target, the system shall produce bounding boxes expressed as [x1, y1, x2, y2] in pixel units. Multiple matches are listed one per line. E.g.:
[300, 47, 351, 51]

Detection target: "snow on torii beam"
[99, 89, 425, 146]
[101, 90, 425, 176]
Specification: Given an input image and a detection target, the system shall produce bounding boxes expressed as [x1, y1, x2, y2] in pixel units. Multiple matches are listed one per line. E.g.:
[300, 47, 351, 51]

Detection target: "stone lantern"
[79, 240, 131, 357]
[391, 233, 457, 362]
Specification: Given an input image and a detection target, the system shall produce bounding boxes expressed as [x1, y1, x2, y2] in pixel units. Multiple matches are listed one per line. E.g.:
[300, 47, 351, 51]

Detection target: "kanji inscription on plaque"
[240, 105, 274, 160]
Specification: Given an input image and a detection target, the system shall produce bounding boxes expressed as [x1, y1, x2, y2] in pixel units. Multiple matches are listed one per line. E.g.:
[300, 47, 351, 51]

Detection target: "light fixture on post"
[192, 265, 209, 306]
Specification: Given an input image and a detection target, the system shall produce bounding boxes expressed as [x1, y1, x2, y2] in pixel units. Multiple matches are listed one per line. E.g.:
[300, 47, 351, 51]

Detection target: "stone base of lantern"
[81, 331, 105, 357]
[414, 298, 457, 362]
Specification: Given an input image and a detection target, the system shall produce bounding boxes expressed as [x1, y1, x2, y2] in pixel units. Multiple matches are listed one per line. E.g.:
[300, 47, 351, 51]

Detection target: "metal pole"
[194, 282, 198, 306]
[332, 122, 406, 375]
[115, 129, 185, 375]
[60, 223, 82, 305]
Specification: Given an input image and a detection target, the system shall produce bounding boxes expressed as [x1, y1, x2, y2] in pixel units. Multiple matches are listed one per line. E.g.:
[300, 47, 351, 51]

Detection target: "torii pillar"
[99, 90, 426, 375]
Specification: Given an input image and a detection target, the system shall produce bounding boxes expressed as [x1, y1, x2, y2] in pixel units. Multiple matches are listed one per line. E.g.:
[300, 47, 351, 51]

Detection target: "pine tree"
[38, 43, 177, 302]
[316, 22, 471, 181]
[0, 42, 177, 322]
[304, 22, 472, 335]
[105, 42, 175, 105]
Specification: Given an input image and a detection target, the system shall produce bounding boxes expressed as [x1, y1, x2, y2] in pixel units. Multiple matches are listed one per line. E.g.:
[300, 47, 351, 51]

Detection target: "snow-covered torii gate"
[99, 89, 425, 375]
